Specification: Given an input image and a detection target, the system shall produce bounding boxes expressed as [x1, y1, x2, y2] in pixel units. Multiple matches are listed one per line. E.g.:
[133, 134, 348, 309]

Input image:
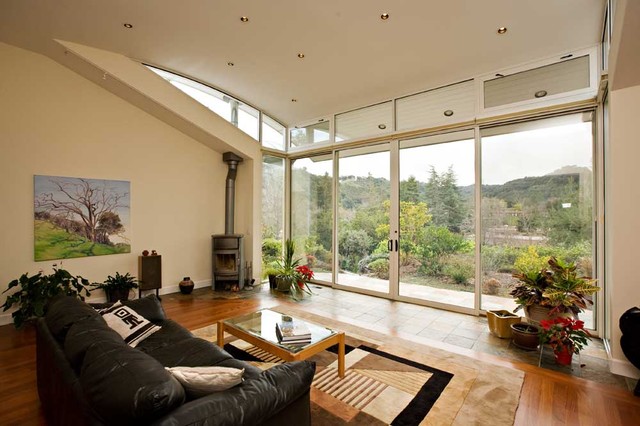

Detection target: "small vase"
[554, 346, 574, 366]
[179, 277, 194, 295]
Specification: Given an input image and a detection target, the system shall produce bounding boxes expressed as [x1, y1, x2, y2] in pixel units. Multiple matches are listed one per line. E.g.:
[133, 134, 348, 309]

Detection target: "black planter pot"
[268, 274, 277, 289]
[106, 288, 131, 303]
[510, 322, 541, 351]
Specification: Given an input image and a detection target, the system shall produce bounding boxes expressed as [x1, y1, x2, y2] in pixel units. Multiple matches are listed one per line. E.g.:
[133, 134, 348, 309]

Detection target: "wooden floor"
[1, 291, 639, 425]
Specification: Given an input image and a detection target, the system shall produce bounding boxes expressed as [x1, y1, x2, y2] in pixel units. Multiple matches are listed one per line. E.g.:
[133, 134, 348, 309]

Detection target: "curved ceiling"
[0, 0, 605, 125]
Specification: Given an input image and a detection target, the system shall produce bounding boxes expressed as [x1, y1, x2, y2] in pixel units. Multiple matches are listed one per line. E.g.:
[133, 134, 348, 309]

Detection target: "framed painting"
[34, 175, 131, 261]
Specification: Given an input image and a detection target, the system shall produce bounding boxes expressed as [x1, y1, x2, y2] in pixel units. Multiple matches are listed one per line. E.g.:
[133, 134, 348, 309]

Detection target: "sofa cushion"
[45, 295, 101, 342]
[166, 366, 244, 398]
[80, 340, 186, 425]
[135, 319, 194, 353]
[98, 301, 161, 347]
[63, 314, 124, 370]
[91, 294, 166, 322]
[151, 361, 315, 425]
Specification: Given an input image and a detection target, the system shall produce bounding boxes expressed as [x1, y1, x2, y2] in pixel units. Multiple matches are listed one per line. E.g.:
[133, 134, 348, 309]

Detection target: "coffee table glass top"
[223, 309, 336, 353]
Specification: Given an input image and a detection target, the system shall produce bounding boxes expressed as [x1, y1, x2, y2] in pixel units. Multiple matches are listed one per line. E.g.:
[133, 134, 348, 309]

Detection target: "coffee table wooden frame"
[217, 317, 345, 378]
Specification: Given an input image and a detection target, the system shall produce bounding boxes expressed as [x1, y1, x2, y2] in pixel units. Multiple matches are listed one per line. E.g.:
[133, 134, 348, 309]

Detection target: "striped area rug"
[222, 337, 455, 425]
[193, 310, 523, 425]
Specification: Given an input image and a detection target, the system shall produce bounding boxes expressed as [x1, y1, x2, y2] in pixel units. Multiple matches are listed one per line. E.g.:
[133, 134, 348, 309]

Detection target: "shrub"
[358, 252, 389, 273]
[262, 238, 282, 264]
[338, 229, 372, 271]
[418, 226, 472, 275]
[514, 246, 548, 276]
[481, 245, 522, 273]
[368, 258, 389, 279]
[443, 257, 474, 285]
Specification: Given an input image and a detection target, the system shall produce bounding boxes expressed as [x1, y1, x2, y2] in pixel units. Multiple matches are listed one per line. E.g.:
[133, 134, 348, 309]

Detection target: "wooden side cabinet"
[139, 255, 161, 298]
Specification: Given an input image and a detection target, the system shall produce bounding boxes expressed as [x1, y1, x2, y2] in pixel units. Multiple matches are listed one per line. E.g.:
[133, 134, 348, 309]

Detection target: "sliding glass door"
[336, 144, 393, 295]
[291, 155, 333, 283]
[285, 112, 596, 322]
[397, 131, 476, 309]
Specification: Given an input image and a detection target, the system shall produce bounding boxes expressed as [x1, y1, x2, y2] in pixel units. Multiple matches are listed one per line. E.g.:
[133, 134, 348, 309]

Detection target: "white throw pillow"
[166, 366, 244, 398]
[98, 301, 161, 347]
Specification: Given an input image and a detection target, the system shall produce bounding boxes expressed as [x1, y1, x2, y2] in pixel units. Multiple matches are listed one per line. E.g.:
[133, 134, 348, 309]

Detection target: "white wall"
[607, 83, 640, 378]
[0, 42, 234, 321]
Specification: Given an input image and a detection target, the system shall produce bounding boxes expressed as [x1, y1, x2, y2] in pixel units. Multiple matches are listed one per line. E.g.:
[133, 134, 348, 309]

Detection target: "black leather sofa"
[36, 295, 315, 425]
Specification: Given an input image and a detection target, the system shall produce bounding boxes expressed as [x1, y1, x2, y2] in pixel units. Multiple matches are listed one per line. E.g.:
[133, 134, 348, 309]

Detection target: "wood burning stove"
[212, 152, 245, 290]
[212, 234, 244, 290]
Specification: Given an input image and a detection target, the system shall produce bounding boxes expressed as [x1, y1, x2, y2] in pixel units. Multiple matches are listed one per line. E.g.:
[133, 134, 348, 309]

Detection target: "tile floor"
[282, 283, 636, 391]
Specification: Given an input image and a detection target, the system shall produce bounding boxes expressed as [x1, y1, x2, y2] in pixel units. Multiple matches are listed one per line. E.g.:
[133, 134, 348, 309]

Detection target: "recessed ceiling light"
[227, 62, 235, 66]
[380, 13, 389, 20]
[123, 23, 133, 29]
[291, 99, 297, 103]
[240, 16, 249, 22]
[497, 27, 507, 34]
[297, 53, 305, 59]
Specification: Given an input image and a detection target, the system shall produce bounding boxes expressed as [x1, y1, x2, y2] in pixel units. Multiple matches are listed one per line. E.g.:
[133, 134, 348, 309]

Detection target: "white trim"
[609, 357, 640, 379]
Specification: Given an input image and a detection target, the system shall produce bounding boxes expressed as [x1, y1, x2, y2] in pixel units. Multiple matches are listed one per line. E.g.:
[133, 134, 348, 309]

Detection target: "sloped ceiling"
[0, 0, 605, 125]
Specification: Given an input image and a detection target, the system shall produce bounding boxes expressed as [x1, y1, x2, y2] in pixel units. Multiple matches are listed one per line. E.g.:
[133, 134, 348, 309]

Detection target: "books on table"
[276, 320, 311, 344]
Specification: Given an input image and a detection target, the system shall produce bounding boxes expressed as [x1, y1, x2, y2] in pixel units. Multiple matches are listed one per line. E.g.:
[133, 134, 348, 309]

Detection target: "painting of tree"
[34, 175, 131, 261]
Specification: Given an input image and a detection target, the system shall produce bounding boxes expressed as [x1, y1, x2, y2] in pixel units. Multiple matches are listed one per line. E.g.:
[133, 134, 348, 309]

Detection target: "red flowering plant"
[291, 265, 314, 299]
[539, 317, 591, 354]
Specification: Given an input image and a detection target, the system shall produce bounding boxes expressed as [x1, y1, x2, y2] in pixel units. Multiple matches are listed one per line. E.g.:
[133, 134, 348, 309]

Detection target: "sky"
[293, 120, 593, 187]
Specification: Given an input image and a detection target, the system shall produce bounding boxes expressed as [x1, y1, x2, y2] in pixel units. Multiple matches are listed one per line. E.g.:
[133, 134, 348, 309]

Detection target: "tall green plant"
[1, 266, 92, 328]
[273, 239, 314, 299]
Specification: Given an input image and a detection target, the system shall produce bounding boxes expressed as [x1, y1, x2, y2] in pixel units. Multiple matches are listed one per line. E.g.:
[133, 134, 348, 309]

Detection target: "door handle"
[394, 240, 398, 252]
[387, 239, 392, 251]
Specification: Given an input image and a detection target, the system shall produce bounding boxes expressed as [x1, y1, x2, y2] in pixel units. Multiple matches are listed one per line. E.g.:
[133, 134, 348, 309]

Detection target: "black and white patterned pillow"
[98, 301, 161, 347]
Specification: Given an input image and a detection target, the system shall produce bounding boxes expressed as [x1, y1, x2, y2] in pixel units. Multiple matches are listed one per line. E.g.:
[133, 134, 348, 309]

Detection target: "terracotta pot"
[554, 346, 574, 366]
[510, 322, 541, 351]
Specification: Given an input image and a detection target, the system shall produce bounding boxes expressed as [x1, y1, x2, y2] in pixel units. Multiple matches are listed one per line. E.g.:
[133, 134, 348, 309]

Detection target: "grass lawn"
[34, 220, 130, 261]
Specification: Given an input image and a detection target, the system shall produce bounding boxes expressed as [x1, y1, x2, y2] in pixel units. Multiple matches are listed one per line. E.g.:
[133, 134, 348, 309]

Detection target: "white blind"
[396, 80, 475, 131]
[335, 101, 393, 142]
[484, 56, 590, 109]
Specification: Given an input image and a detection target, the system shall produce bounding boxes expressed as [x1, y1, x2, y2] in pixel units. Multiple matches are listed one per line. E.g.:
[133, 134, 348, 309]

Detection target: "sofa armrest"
[151, 361, 315, 426]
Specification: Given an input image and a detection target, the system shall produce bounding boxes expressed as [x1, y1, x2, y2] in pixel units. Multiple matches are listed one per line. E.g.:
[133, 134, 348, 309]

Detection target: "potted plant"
[510, 322, 541, 351]
[539, 317, 591, 365]
[1, 265, 92, 328]
[272, 239, 314, 299]
[93, 272, 138, 302]
[510, 256, 600, 323]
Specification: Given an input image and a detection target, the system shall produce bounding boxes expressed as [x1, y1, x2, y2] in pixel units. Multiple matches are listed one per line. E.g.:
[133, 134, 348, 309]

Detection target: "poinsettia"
[539, 317, 591, 354]
[295, 265, 314, 288]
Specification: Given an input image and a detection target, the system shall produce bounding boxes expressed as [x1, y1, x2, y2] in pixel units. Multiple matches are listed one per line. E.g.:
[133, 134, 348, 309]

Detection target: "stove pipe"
[222, 152, 243, 234]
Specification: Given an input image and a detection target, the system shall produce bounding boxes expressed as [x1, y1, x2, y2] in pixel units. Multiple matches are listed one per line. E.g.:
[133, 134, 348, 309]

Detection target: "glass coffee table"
[217, 309, 345, 377]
